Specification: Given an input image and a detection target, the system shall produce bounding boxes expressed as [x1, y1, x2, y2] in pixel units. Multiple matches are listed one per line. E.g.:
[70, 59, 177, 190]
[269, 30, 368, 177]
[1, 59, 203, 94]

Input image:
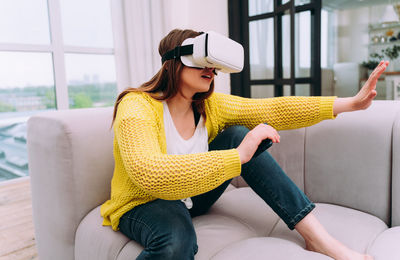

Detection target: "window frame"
[228, 0, 322, 97]
[0, 0, 128, 109]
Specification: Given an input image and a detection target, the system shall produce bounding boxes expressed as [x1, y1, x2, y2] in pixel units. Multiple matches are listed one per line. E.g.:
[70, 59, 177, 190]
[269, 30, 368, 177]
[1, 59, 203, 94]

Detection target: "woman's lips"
[201, 73, 213, 81]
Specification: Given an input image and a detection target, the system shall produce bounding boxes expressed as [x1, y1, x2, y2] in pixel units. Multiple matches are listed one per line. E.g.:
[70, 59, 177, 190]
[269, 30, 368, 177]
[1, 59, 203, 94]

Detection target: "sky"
[0, 0, 116, 88]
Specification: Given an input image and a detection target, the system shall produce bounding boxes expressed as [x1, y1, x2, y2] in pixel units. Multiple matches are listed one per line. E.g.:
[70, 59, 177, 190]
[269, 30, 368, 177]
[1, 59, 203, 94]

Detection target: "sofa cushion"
[269, 203, 387, 253]
[392, 111, 400, 226]
[210, 237, 331, 260]
[304, 102, 400, 225]
[367, 227, 400, 260]
[77, 191, 389, 260]
[75, 206, 140, 260]
[209, 187, 280, 236]
[116, 214, 257, 260]
[76, 206, 257, 260]
[233, 128, 306, 190]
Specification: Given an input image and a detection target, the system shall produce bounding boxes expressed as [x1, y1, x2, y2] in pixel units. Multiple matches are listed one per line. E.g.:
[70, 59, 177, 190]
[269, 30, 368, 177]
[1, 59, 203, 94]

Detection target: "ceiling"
[322, 0, 392, 10]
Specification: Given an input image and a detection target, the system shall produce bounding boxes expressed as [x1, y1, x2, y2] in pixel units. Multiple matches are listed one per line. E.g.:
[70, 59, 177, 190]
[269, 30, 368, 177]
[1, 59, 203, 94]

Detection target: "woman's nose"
[205, 67, 217, 75]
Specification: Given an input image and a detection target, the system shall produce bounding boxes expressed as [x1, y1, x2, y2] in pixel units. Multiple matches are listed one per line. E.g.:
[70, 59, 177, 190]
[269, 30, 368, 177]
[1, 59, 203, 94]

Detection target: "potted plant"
[362, 52, 384, 75]
[382, 45, 400, 60]
[382, 45, 400, 71]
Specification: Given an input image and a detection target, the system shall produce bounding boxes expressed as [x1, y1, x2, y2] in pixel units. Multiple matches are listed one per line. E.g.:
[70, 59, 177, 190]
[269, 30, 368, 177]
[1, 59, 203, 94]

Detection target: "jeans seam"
[287, 203, 315, 230]
[266, 188, 293, 221]
[123, 215, 156, 239]
[245, 164, 293, 222]
[245, 156, 314, 229]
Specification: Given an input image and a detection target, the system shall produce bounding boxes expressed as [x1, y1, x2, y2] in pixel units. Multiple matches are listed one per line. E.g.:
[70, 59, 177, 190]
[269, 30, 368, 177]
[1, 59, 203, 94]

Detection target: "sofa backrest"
[304, 101, 400, 226]
[392, 109, 400, 226]
[233, 127, 307, 192]
[28, 107, 114, 260]
[234, 101, 400, 227]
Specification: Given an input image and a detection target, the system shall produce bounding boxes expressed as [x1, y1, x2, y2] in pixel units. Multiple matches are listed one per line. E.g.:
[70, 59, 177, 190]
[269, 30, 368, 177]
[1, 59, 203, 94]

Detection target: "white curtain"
[248, 0, 274, 81]
[122, 0, 169, 88]
[118, 0, 231, 94]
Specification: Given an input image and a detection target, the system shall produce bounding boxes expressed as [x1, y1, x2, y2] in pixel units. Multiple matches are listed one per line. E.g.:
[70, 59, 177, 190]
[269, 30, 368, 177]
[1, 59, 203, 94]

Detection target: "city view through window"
[0, 0, 117, 182]
[0, 77, 117, 182]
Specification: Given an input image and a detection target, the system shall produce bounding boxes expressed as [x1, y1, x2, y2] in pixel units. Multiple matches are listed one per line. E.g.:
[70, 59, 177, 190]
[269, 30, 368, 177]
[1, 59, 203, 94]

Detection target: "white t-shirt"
[163, 101, 209, 209]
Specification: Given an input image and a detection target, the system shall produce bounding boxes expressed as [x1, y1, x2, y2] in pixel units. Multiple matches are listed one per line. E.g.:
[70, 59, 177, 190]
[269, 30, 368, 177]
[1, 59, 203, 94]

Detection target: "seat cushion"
[210, 237, 331, 260]
[76, 206, 258, 260]
[367, 227, 400, 259]
[269, 203, 388, 253]
[115, 214, 257, 260]
[75, 206, 142, 260]
[208, 187, 280, 236]
[76, 192, 388, 260]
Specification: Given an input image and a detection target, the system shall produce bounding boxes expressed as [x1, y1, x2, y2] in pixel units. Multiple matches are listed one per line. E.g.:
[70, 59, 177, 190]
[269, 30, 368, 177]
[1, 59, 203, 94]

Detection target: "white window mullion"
[0, 43, 53, 52]
[47, 0, 69, 110]
[64, 46, 114, 55]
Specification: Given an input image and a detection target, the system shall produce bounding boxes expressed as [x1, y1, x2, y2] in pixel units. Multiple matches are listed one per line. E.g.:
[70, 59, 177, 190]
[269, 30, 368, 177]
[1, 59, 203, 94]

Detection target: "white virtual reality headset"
[161, 31, 244, 73]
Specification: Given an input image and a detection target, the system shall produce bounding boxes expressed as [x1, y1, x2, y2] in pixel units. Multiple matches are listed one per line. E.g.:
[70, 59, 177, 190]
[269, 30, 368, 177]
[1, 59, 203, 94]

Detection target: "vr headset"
[161, 31, 244, 73]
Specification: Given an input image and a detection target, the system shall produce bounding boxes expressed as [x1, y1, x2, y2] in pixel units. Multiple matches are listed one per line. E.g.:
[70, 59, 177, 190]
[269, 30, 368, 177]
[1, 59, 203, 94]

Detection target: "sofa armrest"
[27, 107, 114, 260]
[392, 110, 400, 226]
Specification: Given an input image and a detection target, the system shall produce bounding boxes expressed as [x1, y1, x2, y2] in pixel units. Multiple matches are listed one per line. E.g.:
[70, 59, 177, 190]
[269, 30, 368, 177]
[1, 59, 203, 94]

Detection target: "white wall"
[336, 7, 369, 63]
[335, 5, 386, 64]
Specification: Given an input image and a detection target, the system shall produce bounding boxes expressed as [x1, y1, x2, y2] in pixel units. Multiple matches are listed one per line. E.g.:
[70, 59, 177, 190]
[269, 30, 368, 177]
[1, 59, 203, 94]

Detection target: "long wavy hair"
[112, 29, 215, 125]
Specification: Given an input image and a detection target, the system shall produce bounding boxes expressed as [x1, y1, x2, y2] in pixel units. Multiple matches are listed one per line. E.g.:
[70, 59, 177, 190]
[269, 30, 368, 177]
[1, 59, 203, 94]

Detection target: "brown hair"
[112, 29, 215, 125]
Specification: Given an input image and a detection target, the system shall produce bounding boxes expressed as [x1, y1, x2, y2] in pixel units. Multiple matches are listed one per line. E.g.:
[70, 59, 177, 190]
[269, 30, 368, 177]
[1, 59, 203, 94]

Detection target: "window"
[228, 0, 322, 98]
[0, 0, 123, 182]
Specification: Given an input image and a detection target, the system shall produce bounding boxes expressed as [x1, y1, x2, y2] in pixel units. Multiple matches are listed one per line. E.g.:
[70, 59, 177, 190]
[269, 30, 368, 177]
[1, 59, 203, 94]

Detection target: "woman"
[101, 29, 387, 260]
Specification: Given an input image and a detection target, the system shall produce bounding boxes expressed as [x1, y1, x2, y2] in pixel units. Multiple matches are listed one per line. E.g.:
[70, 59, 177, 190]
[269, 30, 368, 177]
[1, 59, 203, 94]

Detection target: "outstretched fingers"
[363, 61, 388, 93]
[370, 61, 388, 82]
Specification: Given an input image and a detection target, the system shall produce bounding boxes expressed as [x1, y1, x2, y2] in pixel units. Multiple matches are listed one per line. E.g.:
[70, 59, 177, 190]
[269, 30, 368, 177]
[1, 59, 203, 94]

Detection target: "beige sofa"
[27, 100, 400, 260]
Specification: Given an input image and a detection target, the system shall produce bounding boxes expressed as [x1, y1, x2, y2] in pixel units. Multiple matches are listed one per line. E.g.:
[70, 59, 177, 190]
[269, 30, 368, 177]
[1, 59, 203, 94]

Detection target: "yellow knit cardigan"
[101, 91, 336, 230]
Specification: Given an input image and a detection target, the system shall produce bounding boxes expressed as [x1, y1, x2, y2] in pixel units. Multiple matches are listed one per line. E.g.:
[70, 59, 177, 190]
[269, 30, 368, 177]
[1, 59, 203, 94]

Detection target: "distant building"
[0, 94, 46, 111]
[0, 121, 29, 182]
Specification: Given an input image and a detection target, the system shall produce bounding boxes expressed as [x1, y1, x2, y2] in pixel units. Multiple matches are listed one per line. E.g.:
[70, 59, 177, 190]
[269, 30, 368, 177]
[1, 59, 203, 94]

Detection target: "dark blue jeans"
[118, 126, 315, 260]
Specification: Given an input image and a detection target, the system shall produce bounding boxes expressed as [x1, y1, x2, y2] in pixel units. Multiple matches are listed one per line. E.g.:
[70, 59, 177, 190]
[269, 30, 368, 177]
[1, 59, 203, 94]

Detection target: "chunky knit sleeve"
[114, 94, 241, 200]
[210, 92, 336, 131]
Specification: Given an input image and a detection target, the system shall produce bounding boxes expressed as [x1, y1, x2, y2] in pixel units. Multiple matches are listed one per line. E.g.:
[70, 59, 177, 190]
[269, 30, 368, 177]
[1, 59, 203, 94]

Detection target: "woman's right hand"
[236, 124, 280, 164]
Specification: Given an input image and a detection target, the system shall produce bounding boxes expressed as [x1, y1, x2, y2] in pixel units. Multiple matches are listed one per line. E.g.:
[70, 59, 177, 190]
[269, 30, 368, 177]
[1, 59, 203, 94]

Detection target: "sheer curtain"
[122, 0, 169, 88]
[249, 0, 275, 80]
[119, 0, 231, 94]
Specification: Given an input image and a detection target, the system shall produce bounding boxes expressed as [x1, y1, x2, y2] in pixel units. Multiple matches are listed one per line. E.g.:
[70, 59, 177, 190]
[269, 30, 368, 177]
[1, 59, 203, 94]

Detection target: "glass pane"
[0, 0, 50, 44]
[251, 85, 275, 98]
[295, 0, 311, 5]
[282, 0, 290, 5]
[249, 19, 274, 80]
[283, 85, 291, 96]
[60, 0, 113, 48]
[295, 84, 310, 96]
[248, 0, 273, 16]
[65, 54, 117, 109]
[296, 11, 311, 77]
[0, 52, 55, 182]
[282, 13, 291, 78]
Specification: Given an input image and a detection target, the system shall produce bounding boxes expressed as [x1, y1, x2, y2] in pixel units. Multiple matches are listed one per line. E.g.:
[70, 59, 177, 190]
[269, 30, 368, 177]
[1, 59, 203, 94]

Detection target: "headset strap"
[161, 44, 193, 64]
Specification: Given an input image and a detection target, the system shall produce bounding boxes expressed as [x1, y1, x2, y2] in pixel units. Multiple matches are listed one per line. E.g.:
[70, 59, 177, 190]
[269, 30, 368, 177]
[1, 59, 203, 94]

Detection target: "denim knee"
[222, 125, 249, 147]
[157, 224, 198, 260]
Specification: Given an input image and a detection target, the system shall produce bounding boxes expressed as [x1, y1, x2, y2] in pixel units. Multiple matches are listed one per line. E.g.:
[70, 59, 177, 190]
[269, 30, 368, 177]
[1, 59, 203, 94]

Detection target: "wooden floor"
[0, 177, 38, 260]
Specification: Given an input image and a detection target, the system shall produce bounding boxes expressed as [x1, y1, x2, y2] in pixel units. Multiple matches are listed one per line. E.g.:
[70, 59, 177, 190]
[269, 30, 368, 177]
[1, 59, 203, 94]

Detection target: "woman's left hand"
[353, 60, 389, 110]
[333, 60, 389, 116]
